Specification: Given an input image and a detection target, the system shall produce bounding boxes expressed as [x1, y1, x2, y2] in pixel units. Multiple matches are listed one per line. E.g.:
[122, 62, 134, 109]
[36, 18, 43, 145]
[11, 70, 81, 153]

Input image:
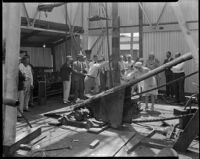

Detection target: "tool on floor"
[17, 107, 32, 128]
[19, 136, 47, 151]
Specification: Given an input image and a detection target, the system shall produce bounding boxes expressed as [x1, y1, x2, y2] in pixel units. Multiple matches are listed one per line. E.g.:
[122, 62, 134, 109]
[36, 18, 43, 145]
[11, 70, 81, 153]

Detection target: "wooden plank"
[89, 139, 100, 149]
[87, 125, 109, 134]
[4, 127, 41, 156]
[173, 109, 199, 152]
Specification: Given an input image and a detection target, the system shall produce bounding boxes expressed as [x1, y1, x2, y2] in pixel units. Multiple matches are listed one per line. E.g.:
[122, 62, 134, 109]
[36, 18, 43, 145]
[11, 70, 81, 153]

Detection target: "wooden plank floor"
[15, 95, 199, 157]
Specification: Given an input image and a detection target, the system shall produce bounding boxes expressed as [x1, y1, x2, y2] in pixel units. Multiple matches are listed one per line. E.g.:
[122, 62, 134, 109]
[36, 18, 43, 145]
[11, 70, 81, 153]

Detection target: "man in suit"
[72, 54, 87, 102]
[163, 51, 174, 99]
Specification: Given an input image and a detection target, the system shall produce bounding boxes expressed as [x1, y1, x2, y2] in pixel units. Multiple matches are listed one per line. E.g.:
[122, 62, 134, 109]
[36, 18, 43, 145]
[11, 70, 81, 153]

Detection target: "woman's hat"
[66, 55, 73, 61]
[134, 62, 143, 68]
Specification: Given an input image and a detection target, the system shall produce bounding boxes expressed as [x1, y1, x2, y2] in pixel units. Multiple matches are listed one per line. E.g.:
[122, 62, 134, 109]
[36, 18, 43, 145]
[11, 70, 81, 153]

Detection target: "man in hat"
[72, 54, 87, 102]
[171, 52, 185, 105]
[19, 55, 33, 112]
[17, 56, 26, 118]
[60, 56, 74, 103]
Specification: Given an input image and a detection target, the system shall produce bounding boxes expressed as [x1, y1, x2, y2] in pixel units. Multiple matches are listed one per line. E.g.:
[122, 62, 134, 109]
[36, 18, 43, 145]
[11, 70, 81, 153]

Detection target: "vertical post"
[64, 3, 72, 57]
[51, 47, 56, 72]
[112, 2, 120, 86]
[3, 3, 21, 145]
[105, 3, 113, 88]
[82, 3, 89, 50]
[130, 32, 133, 56]
[139, 3, 143, 58]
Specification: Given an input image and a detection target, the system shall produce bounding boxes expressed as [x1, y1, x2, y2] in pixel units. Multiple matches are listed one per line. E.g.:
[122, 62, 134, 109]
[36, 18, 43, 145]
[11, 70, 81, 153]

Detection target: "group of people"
[17, 51, 34, 118]
[60, 53, 109, 104]
[119, 51, 185, 111]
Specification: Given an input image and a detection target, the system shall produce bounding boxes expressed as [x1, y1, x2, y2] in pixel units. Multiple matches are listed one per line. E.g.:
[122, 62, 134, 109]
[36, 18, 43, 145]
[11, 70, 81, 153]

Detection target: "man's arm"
[99, 61, 109, 68]
[171, 62, 184, 72]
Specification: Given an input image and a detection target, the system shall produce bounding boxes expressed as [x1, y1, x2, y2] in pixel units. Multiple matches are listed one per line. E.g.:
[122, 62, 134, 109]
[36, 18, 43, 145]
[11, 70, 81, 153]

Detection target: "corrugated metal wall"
[143, 30, 199, 93]
[54, 42, 66, 71]
[20, 47, 53, 67]
[88, 35, 112, 62]
[118, 2, 139, 26]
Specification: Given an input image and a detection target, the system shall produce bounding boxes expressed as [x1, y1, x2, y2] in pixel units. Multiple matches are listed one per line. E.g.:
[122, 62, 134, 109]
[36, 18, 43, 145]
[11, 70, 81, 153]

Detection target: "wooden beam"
[105, 3, 113, 88]
[139, 3, 143, 58]
[171, 2, 198, 69]
[3, 3, 21, 146]
[112, 2, 120, 87]
[21, 30, 41, 42]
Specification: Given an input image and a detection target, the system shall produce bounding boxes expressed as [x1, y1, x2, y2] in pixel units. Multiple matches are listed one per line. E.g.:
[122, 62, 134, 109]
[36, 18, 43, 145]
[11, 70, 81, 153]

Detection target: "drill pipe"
[51, 52, 193, 114]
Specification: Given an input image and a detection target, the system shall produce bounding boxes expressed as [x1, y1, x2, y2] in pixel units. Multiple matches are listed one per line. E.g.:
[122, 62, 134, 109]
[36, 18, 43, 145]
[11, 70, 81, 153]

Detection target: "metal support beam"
[21, 26, 68, 35]
[65, 3, 83, 54]
[139, 3, 143, 58]
[23, 3, 31, 26]
[88, 20, 199, 31]
[31, 9, 39, 27]
[155, 3, 167, 30]
[138, 3, 153, 29]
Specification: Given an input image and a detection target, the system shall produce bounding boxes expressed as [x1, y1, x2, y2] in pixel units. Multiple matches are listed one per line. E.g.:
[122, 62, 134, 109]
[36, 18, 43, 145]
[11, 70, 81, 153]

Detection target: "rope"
[131, 71, 199, 97]
[132, 113, 195, 123]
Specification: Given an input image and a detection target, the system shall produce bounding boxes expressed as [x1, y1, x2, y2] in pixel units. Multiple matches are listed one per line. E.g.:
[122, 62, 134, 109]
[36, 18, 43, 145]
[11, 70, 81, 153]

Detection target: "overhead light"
[43, 44, 46, 48]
